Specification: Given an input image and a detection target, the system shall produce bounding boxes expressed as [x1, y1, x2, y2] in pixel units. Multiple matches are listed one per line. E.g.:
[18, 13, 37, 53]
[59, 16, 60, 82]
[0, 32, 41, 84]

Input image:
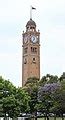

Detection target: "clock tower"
[22, 18, 40, 86]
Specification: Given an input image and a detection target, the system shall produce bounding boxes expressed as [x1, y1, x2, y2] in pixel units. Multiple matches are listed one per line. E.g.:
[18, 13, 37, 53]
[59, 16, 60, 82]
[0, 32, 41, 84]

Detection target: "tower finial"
[30, 6, 36, 20]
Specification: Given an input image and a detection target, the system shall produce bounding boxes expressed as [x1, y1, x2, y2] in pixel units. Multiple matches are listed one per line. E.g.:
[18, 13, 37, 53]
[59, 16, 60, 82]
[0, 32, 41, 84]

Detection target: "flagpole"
[30, 6, 36, 20]
[30, 5, 32, 20]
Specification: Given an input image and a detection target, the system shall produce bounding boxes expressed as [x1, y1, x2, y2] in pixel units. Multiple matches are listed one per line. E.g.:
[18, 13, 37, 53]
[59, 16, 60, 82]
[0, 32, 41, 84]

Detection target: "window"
[24, 47, 28, 54]
[30, 27, 35, 31]
[35, 48, 37, 52]
[33, 58, 35, 61]
[24, 58, 27, 64]
[32, 58, 36, 63]
[31, 47, 37, 53]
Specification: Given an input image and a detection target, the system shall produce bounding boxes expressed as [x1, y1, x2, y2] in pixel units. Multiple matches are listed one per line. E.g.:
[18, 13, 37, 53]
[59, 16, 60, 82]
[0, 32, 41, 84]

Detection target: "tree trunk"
[61, 114, 64, 120]
[54, 115, 56, 120]
[31, 118, 35, 120]
[47, 116, 49, 120]
[31, 118, 37, 120]
[4, 113, 7, 120]
[34, 118, 37, 120]
[12, 117, 18, 120]
[28, 118, 32, 120]
[44, 117, 46, 120]
[4, 117, 7, 120]
[62, 116, 64, 120]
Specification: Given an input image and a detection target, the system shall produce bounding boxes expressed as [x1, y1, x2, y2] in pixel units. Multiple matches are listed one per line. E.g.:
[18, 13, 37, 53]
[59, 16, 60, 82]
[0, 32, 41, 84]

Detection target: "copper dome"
[26, 19, 36, 27]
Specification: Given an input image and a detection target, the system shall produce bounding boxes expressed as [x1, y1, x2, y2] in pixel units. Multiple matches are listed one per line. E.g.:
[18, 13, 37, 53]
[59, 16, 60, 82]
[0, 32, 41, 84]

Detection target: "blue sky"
[0, 0, 65, 87]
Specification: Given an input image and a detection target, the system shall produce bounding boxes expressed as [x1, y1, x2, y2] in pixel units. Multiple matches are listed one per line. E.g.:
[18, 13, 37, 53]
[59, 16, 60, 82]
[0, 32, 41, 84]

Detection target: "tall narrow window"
[24, 47, 28, 54]
[24, 58, 27, 64]
[33, 58, 35, 61]
[32, 58, 36, 63]
[31, 47, 37, 53]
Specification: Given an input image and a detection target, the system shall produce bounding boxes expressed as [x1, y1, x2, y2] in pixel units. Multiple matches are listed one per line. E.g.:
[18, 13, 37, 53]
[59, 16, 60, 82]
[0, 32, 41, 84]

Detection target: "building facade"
[22, 18, 40, 86]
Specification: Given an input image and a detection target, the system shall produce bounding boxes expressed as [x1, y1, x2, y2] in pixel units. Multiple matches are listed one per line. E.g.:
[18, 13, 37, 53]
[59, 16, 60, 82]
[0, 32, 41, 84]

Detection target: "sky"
[0, 0, 65, 87]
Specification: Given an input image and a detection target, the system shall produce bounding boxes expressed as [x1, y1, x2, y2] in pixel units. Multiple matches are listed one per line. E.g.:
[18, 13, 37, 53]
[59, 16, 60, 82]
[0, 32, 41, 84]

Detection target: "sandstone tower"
[22, 18, 40, 86]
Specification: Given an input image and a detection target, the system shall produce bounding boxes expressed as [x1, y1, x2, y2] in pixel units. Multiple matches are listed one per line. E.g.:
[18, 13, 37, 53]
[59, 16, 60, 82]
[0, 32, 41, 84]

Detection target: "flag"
[32, 7, 36, 10]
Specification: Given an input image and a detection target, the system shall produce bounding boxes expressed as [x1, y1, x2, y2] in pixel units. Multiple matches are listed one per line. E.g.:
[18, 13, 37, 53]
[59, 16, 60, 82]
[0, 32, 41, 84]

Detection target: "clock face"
[24, 36, 28, 43]
[31, 35, 37, 43]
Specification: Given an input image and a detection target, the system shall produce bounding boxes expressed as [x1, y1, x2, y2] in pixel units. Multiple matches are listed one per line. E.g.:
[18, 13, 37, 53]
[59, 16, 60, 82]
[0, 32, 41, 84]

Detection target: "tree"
[0, 77, 19, 119]
[0, 76, 6, 117]
[0, 76, 30, 119]
[15, 87, 30, 114]
[23, 77, 39, 120]
[37, 74, 60, 120]
[3, 94, 20, 118]
[38, 85, 53, 120]
[51, 81, 65, 120]
[39, 74, 58, 87]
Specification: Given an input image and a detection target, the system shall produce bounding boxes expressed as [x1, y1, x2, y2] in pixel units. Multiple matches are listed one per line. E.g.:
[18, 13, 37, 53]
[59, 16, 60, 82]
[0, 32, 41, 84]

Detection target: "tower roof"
[26, 19, 36, 27]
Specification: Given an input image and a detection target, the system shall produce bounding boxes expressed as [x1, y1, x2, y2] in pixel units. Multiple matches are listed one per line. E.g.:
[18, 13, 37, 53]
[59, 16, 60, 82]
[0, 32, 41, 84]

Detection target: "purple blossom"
[38, 83, 61, 100]
[42, 83, 60, 92]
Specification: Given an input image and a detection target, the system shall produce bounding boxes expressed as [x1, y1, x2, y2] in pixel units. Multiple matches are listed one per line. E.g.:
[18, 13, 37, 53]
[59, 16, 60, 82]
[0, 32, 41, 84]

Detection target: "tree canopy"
[0, 73, 65, 120]
[0, 76, 30, 118]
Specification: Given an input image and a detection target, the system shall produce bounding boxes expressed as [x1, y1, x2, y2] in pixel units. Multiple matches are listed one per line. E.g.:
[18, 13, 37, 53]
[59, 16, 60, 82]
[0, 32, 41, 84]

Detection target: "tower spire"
[30, 6, 36, 20]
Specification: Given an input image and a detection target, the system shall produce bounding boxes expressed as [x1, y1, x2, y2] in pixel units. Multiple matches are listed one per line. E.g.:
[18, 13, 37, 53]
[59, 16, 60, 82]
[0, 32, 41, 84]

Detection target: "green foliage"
[23, 77, 39, 114]
[39, 74, 58, 87]
[1, 73, 65, 118]
[51, 80, 65, 116]
[0, 76, 30, 118]
[15, 87, 30, 113]
[3, 94, 20, 117]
